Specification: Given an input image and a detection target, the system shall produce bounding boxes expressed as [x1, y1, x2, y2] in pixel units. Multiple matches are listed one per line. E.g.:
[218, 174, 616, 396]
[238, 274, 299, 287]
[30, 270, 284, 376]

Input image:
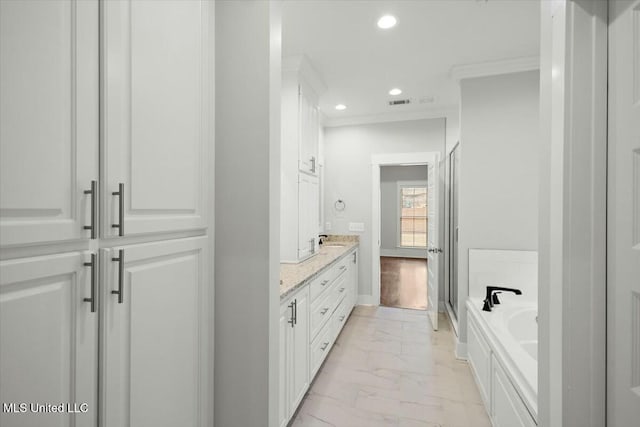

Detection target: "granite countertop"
[280, 236, 359, 300]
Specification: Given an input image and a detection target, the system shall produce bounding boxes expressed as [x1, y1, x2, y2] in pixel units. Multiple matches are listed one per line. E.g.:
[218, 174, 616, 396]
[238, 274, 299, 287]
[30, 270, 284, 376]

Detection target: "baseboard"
[357, 295, 376, 305]
[455, 338, 468, 360]
[438, 301, 446, 312]
[380, 249, 427, 259]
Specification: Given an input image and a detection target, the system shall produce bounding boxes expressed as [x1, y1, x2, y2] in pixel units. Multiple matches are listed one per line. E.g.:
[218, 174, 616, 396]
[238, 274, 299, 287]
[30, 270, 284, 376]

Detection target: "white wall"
[214, 2, 281, 426]
[457, 70, 540, 347]
[380, 165, 428, 258]
[323, 118, 445, 300]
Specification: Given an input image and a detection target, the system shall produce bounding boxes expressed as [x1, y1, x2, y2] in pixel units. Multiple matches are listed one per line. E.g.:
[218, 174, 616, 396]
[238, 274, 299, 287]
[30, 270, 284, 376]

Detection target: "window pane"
[399, 186, 427, 248]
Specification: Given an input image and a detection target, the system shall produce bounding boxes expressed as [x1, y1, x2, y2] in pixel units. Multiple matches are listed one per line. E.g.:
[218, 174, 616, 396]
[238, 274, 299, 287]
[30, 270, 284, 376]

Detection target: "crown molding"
[323, 106, 458, 128]
[450, 56, 540, 82]
[282, 54, 328, 96]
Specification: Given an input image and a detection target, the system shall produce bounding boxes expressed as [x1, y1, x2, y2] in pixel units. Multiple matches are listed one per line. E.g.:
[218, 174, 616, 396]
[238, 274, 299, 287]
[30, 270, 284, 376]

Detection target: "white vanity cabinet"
[279, 247, 358, 426]
[280, 56, 326, 263]
[279, 285, 310, 427]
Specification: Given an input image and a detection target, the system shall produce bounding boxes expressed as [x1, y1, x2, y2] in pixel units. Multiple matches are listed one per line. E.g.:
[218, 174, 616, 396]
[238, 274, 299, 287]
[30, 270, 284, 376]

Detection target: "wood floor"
[292, 306, 491, 427]
[380, 257, 428, 311]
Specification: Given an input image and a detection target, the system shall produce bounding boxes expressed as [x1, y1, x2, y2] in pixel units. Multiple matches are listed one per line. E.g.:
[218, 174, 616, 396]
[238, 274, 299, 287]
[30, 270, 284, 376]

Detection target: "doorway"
[371, 152, 442, 330]
[379, 166, 428, 310]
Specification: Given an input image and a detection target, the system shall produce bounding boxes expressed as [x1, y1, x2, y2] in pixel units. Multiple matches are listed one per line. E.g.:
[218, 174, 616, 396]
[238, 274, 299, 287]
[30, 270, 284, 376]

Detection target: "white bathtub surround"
[467, 296, 538, 426]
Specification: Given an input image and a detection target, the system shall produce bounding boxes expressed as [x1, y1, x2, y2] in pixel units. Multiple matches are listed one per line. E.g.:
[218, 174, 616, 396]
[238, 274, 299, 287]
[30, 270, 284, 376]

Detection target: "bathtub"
[467, 296, 538, 425]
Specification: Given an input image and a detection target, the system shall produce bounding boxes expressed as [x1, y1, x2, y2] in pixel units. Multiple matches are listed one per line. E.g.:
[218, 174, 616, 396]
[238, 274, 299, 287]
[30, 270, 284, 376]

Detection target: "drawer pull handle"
[321, 280, 329, 286]
[339, 315, 345, 322]
[320, 307, 329, 315]
[339, 287, 345, 293]
[320, 342, 329, 351]
[288, 301, 295, 328]
[339, 266, 346, 271]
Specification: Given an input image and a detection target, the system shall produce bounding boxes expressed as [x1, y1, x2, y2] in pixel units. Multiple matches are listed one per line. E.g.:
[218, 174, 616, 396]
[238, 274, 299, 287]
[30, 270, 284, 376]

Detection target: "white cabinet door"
[102, 0, 210, 237]
[278, 302, 291, 427]
[290, 287, 309, 411]
[0, 0, 99, 246]
[0, 252, 98, 427]
[298, 82, 319, 176]
[298, 174, 319, 259]
[102, 237, 207, 427]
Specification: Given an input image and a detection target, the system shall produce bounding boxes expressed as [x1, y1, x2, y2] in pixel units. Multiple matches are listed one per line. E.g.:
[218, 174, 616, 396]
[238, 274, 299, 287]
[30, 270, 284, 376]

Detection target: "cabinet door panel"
[102, 237, 207, 427]
[0, 252, 98, 427]
[103, 0, 210, 236]
[0, 0, 99, 246]
[291, 288, 309, 410]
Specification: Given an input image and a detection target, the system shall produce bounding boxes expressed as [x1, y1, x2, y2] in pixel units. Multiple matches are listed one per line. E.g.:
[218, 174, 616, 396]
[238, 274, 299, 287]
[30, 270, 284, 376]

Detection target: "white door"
[607, 1, 640, 425]
[290, 287, 309, 411]
[427, 160, 440, 330]
[0, 252, 98, 427]
[102, 0, 210, 237]
[0, 0, 99, 246]
[101, 237, 207, 427]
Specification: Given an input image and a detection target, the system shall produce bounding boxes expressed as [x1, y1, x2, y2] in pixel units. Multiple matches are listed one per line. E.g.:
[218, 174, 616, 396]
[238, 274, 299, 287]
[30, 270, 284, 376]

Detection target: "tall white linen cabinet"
[0, 1, 214, 427]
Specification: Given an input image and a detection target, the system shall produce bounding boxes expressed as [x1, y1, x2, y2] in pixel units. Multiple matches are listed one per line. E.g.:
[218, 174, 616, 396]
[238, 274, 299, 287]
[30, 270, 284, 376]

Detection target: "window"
[398, 185, 427, 248]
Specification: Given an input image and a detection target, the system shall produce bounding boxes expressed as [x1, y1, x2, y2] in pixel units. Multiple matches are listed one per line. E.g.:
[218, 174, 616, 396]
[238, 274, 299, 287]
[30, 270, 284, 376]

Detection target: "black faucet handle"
[491, 292, 501, 305]
[482, 298, 492, 312]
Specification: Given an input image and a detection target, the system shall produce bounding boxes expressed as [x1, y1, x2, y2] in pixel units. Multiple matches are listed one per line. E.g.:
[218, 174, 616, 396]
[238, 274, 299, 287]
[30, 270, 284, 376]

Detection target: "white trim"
[282, 54, 327, 96]
[357, 295, 375, 306]
[450, 56, 540, 82]
[324, 106, 457, 128]
[445, 301, 459, 336]
[455, 339, 467, 360]
[379, 248, 427, 259]
[372, 152, 439, 307]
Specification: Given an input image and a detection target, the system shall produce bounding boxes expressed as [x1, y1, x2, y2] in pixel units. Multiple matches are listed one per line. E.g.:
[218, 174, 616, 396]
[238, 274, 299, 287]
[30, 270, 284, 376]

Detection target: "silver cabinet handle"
[320, 342, 329, 351]
[339, 315, 345, 322]
[339, 265, 346, 271]
[288, 301, 295, 328]
[352, 252, 357, 264]
[112, 183, 124, 236]
[339, 287, 345, 293]
[111, 249, 124, 304]
[83, 253, 97, 313]
[310, 156, 316, 173]
[321, 279, 329, 287]
[83, 180, 97, 239]
[320, 307, 329, 315]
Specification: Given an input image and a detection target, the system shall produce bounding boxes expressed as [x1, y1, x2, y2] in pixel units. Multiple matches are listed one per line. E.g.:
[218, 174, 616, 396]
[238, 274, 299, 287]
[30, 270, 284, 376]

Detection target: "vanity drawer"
[332, 298, 349, 340]
[309, 268, 334, 302]
[310, 284, 337, 339]
[310, 322, 334, 378]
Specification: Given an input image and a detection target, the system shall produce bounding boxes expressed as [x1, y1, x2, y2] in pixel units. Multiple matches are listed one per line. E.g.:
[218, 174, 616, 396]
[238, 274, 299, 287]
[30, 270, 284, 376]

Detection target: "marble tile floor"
[291, 306, 491, 427]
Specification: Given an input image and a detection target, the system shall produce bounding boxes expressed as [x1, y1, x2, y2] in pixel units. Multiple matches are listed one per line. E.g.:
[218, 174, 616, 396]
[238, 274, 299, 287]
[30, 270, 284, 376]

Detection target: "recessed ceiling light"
[389, 88, 402, 96]
[377, 15, 397, 29]
[335, 104, 346, 111]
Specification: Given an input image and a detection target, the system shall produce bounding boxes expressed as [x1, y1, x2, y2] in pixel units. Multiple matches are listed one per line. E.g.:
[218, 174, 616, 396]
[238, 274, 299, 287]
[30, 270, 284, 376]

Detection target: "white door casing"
[0, 252, 98, 427]
[0, 0, 99, 246]
[102, 0, 209, 237]
[427, 159, 440, 330]
[608, 1, 640, 425]
[101, 237, 207, 427]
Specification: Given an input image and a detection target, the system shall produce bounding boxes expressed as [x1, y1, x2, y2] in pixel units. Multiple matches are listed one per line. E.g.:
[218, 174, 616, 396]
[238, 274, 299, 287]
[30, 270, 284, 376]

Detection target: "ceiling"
[282, 0, 540, 124]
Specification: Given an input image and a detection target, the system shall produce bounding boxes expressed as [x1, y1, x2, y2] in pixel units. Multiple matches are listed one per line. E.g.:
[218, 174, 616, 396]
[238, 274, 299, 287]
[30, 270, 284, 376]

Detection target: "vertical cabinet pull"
[310, 156, 316, 173]
[293, 299, 297, 325]
[288, 301, 295, 328]
[83, 253, 97, 313]
[111, 249, 124, 304]
[83, 180, 97, 239]
[112, 183, 124, 236]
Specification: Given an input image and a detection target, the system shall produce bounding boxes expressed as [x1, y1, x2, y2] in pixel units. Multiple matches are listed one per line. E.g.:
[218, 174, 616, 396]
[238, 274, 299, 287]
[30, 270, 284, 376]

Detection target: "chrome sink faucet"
[482, 286, 522, 312]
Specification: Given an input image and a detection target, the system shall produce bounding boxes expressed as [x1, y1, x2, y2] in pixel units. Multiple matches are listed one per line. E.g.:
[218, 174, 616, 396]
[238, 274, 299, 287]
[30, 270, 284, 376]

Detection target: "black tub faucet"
[482, 286, 522, 312]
